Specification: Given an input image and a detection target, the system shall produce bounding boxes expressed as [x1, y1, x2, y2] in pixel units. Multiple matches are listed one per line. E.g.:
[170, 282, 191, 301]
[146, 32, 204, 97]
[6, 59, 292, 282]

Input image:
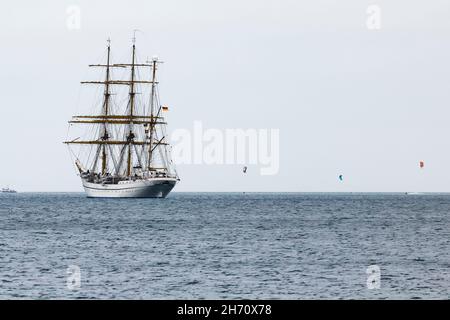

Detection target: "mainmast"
[126, 36, 137, 177]
[101, 39, 111, 175]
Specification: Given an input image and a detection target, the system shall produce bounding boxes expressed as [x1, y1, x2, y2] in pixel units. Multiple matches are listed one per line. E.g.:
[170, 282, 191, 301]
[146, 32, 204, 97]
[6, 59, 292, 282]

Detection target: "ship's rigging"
[65, 38, 178, 184]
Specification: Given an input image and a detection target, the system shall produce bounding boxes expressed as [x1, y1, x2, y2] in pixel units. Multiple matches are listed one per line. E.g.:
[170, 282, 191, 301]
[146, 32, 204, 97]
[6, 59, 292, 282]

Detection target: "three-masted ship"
[65, 38, 179, 198]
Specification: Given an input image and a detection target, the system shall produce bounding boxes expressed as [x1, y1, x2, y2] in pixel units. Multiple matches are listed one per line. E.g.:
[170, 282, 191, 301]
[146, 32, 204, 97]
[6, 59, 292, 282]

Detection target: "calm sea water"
[0, 192, 448, 299]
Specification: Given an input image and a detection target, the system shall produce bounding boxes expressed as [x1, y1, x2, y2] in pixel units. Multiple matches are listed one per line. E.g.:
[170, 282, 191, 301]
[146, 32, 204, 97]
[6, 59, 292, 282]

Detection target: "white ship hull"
[82, 177, 177, 198]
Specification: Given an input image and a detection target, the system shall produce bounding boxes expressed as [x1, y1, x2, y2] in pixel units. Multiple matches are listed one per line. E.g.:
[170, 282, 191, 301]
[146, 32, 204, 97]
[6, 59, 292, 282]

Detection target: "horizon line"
[3, 191, 450, 194]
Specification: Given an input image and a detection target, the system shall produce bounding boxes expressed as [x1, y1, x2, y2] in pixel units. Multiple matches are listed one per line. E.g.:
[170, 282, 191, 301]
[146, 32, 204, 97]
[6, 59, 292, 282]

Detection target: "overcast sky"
[1, 0, 450, 192]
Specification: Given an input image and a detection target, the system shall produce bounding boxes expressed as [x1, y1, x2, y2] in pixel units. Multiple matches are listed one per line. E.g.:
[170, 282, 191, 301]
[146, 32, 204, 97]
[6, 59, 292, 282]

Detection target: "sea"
[0, 192, 448, 299]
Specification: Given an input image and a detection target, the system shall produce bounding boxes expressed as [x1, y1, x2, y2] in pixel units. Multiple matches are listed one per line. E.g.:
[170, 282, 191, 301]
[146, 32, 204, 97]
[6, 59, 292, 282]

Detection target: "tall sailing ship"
[65, 38, 179, 198]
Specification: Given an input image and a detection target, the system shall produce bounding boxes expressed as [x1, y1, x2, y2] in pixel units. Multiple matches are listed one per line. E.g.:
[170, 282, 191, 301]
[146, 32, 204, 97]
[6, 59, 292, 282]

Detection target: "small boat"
[1, 187, 17, 193]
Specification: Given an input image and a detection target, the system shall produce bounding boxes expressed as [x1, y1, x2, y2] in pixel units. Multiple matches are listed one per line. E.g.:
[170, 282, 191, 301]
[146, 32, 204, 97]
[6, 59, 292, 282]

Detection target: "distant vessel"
[64, 37, 179, 198]
[1, 187, 17, 193]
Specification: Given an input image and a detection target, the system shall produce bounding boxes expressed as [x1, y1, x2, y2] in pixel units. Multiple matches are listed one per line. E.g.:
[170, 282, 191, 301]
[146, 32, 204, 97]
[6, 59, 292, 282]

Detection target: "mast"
[101, 39, 111, 175]
[147, 57, 158, 170]
[127, 36, 137, 177]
